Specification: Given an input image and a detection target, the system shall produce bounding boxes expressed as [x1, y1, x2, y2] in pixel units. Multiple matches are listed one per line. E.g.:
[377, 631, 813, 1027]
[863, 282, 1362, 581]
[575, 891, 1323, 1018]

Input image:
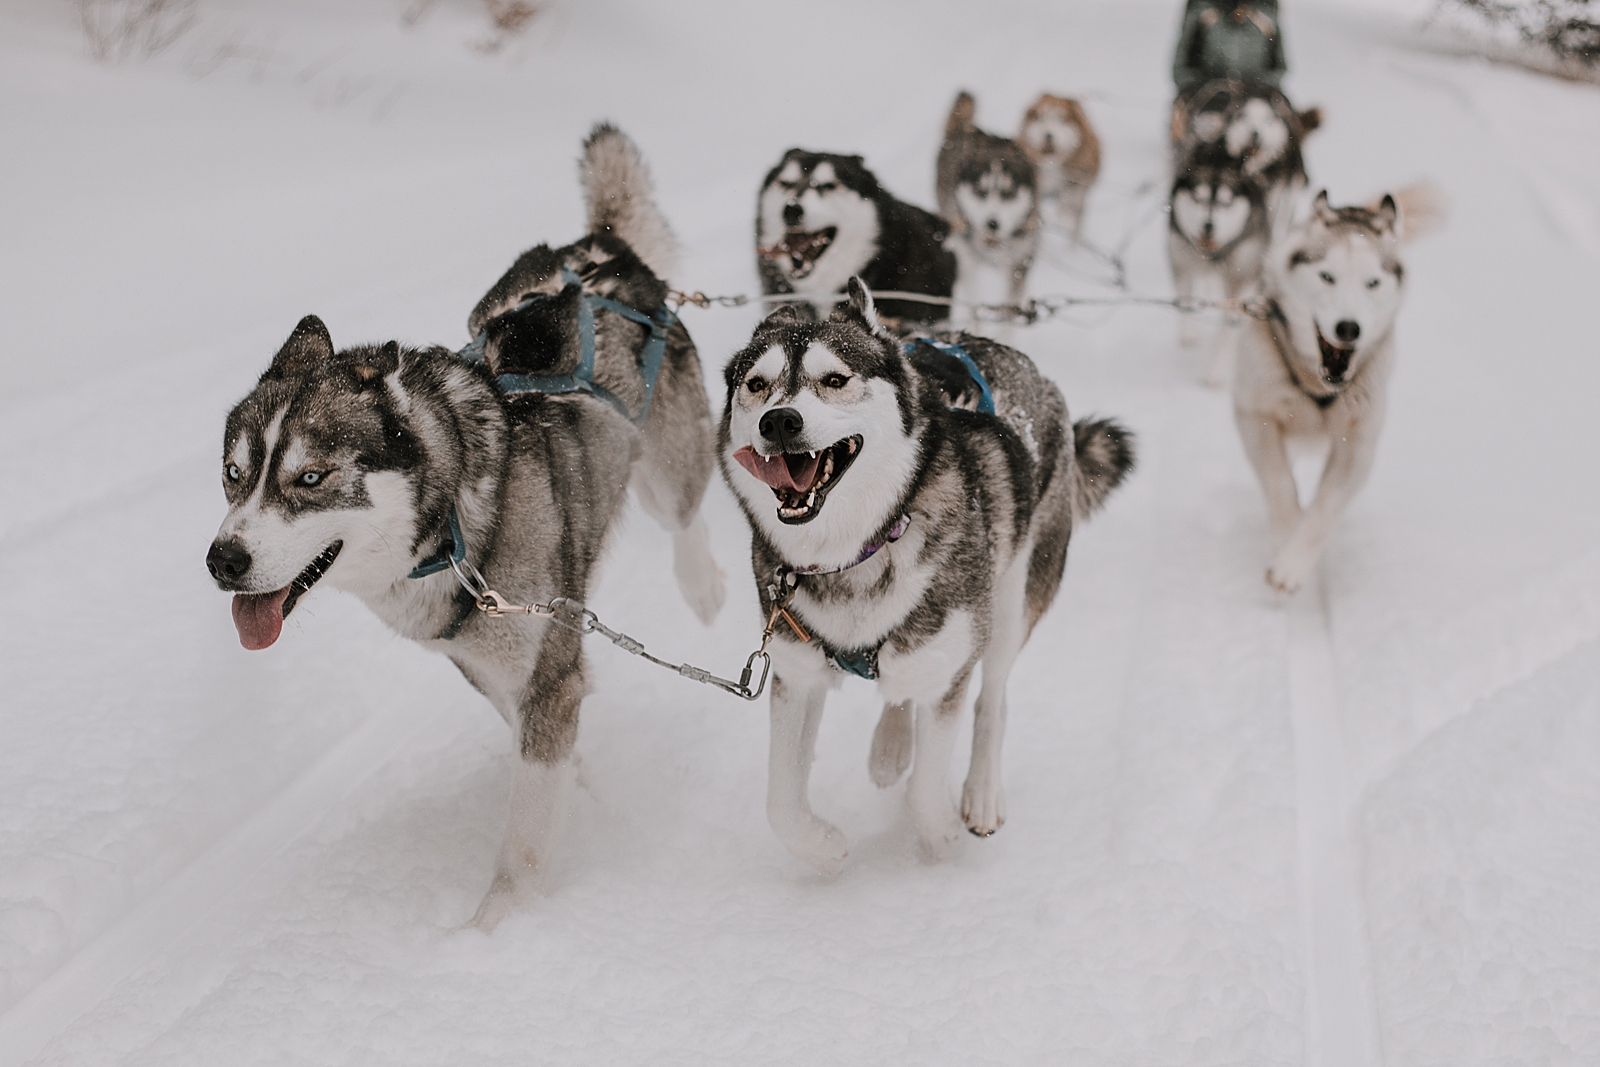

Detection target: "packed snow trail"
[3, 1, 1600, 1063]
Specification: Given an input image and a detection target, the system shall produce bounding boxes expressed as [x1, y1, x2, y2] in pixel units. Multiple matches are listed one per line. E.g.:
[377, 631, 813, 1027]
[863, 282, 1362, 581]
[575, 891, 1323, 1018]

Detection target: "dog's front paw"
[467, 869, 537, 932]
[681, 564, 726, 626]
[1265, 546, 1314, 595]
[960, 777, 1006, 838]
[868, 702, 913, 788]
[673, 519, 727, 625]
[774, 815, 849, 876]
[913, 815, 965, 863]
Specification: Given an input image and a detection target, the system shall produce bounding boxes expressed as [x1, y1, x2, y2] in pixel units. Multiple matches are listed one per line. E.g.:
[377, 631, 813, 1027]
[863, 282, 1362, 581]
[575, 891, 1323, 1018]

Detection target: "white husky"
[1233, 185, 1445, 593]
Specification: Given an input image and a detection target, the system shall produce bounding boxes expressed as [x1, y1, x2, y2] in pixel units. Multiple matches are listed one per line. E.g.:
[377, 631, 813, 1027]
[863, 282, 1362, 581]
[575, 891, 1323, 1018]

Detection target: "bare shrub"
[1435, 0, 1600, 68]
[76, 0, 200, 63]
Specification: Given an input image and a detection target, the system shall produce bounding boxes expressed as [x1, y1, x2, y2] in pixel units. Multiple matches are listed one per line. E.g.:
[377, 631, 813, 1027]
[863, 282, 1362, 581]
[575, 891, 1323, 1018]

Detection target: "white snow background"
[2, 0, 1598, 1063]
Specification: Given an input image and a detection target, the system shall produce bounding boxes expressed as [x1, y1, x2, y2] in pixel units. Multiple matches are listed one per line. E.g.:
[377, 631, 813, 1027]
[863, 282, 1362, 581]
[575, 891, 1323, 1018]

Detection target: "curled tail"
[581, 123, 679, 281]
[1071, 417, 1135, 518]
[1388, 181, 1449, 244]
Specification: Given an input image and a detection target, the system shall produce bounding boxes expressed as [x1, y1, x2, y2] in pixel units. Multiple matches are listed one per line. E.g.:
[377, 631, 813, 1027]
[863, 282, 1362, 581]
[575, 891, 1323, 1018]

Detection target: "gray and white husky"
[1233, 185, 1444, 593]
[717, 278, 1133, 871]
[937, 91, 1041, 333]
[1168, 143, 1272, 386]
[205, 125, 725, 929]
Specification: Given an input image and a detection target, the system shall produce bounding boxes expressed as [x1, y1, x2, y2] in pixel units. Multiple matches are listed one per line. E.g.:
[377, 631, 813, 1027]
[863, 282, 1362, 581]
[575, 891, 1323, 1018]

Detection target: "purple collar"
[780, 514, 911, 581]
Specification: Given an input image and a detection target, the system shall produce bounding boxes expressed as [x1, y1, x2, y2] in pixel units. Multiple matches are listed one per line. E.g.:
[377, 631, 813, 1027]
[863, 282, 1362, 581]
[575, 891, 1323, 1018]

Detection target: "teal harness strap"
[408, 506, 467, 580]
[906, 338, 995, 416]
[459, 268, 676, 426]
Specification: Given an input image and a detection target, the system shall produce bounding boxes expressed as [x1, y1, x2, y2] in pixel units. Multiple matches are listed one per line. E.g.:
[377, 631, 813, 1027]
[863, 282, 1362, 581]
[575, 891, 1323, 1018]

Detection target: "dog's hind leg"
[962, 547, 1030, 837]
[471, 627, 586, 931]
[868, 701, 913, 787]
[767, 668, 848, 875]
[633, 329, 726, 625]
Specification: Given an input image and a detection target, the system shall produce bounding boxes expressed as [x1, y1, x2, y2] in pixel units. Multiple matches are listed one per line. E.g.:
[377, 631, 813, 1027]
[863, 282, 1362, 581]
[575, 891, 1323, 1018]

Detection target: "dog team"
[205, 2, 1442, 929]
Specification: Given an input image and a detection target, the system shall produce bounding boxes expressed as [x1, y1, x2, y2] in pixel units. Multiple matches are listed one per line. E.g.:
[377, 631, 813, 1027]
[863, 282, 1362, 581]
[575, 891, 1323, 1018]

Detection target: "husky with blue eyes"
[205, 126, 726, 929]
[718, 278, 1134, 871]
[1233, 185, 1445, 593]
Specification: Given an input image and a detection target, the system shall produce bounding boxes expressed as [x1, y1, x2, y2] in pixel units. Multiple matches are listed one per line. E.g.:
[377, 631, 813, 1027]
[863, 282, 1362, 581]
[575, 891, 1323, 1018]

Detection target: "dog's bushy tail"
[1071, 417, 1136, 518]
[946, 90, 976, 135]
[1388, 182, 1449, 244]
[581, 123, 679, 280]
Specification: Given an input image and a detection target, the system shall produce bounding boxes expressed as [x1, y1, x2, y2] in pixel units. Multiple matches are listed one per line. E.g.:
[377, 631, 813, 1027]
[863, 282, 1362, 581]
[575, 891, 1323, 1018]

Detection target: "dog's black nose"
[207, 539, 251, 583]
[782, 201, 804, 227]
[1202, 221, 1215, 239]
[759, 407, 805, 451]
[1335, 319, 1361, 344]
[986, 218, 1001, 232]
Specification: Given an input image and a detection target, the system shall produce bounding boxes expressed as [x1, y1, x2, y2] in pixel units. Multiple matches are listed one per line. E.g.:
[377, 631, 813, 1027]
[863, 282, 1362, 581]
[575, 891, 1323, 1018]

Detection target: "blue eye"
[226, 464, 241, 482]
[297, 471, 324, 487]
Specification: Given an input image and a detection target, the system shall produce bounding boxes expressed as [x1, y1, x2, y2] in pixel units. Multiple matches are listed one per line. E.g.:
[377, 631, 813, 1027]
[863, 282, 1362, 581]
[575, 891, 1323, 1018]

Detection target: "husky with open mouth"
[756, 149, 956, 328]
[718, 278, 1134, 871]
[1168, 142, 1272, 386]
[937, 91, 1041, 337]
[1233, 184, 1445, 593]
[1018, 93, 1102, 240]
[205, 125, 726, 929]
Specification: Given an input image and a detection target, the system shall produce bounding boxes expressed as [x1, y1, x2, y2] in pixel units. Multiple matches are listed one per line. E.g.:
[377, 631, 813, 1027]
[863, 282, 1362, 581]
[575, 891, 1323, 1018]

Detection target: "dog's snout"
[759, 407, 805, 450]
[985, 218, 1001, 233]
[1202, 221, 1214, 238]
[782, 201, 804, 227]
[1335, 319, 1361, 344]
[207, 538, 251, 584]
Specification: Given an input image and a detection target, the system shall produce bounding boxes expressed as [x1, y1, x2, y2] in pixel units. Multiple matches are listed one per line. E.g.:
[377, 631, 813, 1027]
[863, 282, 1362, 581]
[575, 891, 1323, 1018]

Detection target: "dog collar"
[1263, 300, 1341, 409]
[776, 514, 911, 584]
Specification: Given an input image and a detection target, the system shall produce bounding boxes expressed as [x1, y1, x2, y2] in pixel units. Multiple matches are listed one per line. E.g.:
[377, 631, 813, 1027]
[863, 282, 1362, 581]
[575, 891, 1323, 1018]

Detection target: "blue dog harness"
[457, 268, 676, 427]
[904, 337, 995, 415]
[406, 270, 677, 636]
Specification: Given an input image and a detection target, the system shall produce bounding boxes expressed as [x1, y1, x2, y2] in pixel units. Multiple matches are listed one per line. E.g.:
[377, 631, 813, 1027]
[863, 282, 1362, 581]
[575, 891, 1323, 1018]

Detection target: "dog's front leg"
[908, 681, 970, 861]
[767, 670, 848, 875]
[471, 624, 585, 931]
[1268, 421, 1381, 594]
[1233, 410, 1301, 540]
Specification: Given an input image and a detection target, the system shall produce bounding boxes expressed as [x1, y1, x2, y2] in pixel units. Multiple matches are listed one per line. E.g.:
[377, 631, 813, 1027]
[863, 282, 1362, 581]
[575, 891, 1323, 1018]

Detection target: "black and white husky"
[756, 149, 956, 327]
[1233, 185, 1444, 593]
[936, 91, 1041, 332]
[1168, 143, 1272, 386]
[205, 126, 725, 929]
[718, 278, 1134, 870]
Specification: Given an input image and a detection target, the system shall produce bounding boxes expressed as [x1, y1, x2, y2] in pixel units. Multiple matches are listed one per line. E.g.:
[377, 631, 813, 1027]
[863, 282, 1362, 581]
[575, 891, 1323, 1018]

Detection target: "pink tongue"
[733, 446, 821, 492]
[232, 588, 292, 650]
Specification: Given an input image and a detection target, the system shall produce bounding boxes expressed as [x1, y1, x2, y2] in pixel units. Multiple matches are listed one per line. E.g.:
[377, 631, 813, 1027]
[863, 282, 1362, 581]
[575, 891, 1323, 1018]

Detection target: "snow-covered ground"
[2, 0, 1598, 1063]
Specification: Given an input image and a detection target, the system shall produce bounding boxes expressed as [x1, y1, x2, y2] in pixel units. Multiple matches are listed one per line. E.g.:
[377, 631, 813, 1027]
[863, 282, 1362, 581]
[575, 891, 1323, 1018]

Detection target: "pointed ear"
[759, 301, 808, 329]
[269, 315, 333, 376]
[349, 340, 400, 386]
[844, 277, 884, 332]
[1311, 189, 1337, 225]
[1374, 193, 1399, 236]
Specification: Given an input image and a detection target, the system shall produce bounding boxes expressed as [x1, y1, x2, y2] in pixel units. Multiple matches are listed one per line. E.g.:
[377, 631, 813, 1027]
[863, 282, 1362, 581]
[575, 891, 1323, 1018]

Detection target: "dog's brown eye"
[822, 373, 849, 389]
[746, 376, 767, 394]
[1319, 271, 1336, 285]
[1366, 278, 1381, 289]
[813, 182, 837, 194]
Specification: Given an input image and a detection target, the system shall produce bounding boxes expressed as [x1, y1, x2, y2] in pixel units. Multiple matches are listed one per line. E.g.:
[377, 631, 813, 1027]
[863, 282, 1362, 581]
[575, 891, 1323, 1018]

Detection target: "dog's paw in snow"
[467, 868, 539, 932]
[868, 701, 913, 788]
[673, 518, 727, 625]
[1265, 547, 1314, 594]
[772, 813, 849, 876]
[960, 776, 1006, 837]
[914, 813, 966, 862]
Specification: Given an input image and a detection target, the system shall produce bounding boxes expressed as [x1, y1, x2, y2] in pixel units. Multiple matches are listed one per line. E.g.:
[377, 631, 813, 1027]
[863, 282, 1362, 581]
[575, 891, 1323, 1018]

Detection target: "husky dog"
[717, 278, 1133, 870]
[1168, 143, 1272, 386]
[1018, 93, 1102, 239]
[205, 126, 725, 929]
[937, 91, 1041, 330]
[1171, 77, 1319, 210]
[1233, 185, 1445, 593]
[757, 149, 956, 328]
